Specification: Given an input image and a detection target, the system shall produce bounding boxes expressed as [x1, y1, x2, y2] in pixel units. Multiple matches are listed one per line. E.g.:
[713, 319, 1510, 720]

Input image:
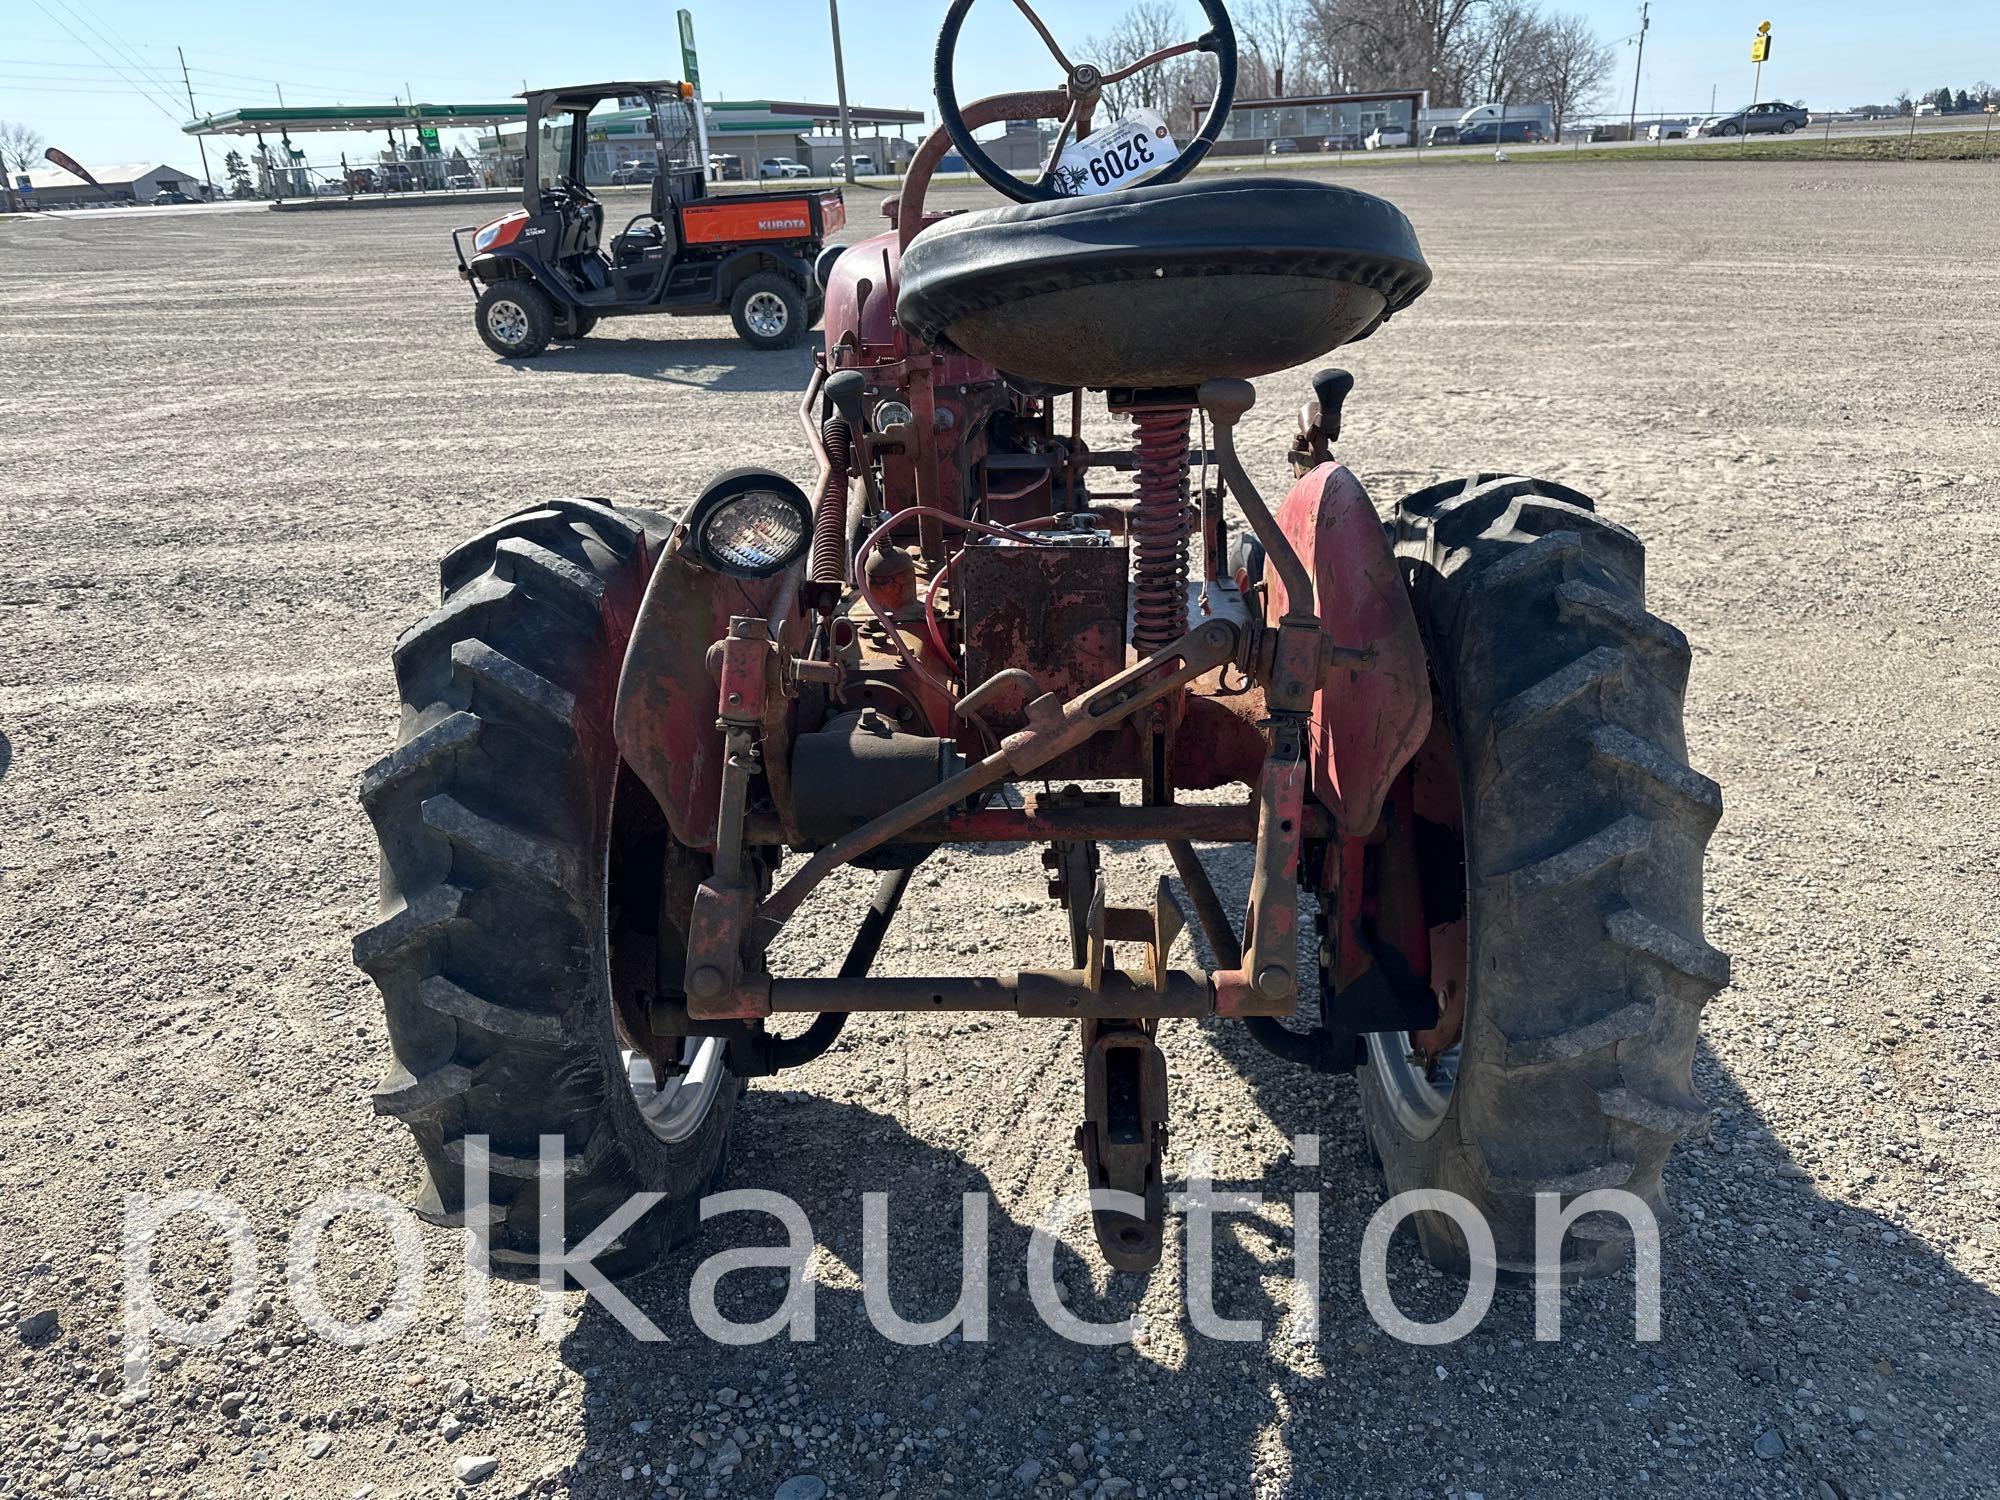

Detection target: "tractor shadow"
[1161, 844, 2000, 1498]
[556, 1094, 1290, 1499]
[498, 336, 814, 392]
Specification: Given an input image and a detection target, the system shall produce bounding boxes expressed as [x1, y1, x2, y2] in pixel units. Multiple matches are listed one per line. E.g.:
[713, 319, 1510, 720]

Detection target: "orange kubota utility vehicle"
[453, 81, 844, 356]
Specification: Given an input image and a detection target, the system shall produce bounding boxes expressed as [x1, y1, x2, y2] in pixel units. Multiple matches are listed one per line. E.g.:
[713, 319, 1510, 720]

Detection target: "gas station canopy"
[183, 103, 523, 136]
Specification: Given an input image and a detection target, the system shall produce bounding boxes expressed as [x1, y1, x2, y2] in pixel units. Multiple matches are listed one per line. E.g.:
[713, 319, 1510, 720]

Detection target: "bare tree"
[1085, 1, 1217, 127]
[1302, 0, 1487, 100]
[0, 121, 46, 213]
[1238, 0, 1307, 96]
[1526, 10, 1613, 139]
[1469, 0, 1552, 105]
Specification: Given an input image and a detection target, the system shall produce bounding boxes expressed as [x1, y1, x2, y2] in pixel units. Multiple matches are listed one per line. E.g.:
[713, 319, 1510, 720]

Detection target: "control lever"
[824, 368, 868, 441]
[1311, 368, 1354, 443]
[1292, 368, 1355, 472]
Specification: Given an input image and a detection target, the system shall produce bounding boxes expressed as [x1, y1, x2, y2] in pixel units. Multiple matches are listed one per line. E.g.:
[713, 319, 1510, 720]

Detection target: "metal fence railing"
[1227, 103, 1997, 159]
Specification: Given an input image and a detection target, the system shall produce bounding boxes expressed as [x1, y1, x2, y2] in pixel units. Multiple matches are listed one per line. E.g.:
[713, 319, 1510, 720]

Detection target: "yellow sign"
[1751, 34, 1771, 62]
[1757, 20, 1772, 32]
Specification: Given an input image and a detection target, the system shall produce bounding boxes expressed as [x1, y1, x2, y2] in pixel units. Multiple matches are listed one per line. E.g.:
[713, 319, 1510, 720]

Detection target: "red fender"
[1268, 462, 1432, 838]
[615, 539, 796, 852]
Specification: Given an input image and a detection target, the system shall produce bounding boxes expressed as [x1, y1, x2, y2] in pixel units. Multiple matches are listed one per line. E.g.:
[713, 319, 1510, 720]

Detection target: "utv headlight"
[686, 468, 812, 578]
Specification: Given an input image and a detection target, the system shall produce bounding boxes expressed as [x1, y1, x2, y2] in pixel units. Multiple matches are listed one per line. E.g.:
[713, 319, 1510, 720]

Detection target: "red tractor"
[357, 0, 1725, 1282]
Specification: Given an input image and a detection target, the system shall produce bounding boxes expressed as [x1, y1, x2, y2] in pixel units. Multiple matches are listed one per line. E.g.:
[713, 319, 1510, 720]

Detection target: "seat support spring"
[1128, 405, 1193, 661]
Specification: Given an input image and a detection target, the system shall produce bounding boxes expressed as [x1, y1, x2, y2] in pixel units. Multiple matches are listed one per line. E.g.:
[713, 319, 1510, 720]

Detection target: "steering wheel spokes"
[1034, 95, 1098, 192]
[1009, 0, 1077, 76]
[935, 0, 1239, 204]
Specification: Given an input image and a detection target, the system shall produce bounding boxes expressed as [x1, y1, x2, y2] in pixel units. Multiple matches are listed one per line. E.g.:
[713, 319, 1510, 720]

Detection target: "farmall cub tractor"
[357, 0, 1725, 1283]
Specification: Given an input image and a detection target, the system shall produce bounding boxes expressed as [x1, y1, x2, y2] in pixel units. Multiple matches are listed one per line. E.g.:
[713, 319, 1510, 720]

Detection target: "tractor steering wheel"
[934, 0, 1238, 203]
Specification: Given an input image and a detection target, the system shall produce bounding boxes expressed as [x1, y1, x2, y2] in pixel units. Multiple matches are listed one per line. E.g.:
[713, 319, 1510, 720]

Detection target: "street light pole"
[1627, 0, 1649, 143]
[829, 0, 856, 183]
[178, 46, 215, 199]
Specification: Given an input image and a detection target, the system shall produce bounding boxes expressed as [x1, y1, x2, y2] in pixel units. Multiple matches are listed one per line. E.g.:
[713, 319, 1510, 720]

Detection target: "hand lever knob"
[1311, 368, 1354, 443]
[824, 369, 868, 431]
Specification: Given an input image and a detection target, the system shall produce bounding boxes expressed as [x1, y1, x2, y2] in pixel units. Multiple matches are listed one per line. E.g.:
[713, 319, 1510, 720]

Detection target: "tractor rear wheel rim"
[1366, 1033, 1460, 1140]
[602, 773, 725, 1146]
[488, 299, 529, 345]
[623, 1039, 727, 1143]
[744, 291, 788, 338]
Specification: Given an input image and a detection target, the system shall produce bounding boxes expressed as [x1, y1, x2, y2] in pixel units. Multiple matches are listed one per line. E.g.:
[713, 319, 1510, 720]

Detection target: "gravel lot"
[3, 161, 1998, 1500]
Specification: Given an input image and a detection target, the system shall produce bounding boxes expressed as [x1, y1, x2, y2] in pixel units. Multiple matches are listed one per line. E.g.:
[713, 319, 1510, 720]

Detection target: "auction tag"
[1051, 109, 1177, 197]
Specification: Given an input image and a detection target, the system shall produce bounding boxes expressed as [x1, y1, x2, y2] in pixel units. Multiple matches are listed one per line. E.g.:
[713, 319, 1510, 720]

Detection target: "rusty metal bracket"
[1078, 1020, 1169, 1272]
[1085, 874, 1186, 995]
[1213, 718, 1309, 1017]
[1198, 378, 1316, 629]
[754, 617, 1239, 944]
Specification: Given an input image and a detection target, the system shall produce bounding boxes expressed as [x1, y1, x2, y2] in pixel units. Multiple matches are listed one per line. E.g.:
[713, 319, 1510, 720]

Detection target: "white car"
[831, 155, 877, 175]
[1647, 121, 1688, 141]
[760, 157, 810, 178]
[1364, 126, 1410, 150]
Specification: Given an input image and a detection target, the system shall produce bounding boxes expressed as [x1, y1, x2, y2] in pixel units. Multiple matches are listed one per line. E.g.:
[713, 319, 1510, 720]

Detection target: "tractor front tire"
[1355, 475, 1727, 1282]
[729, 272, 806, 351]
[475, 280, 555, 359]
[354, 498, 736, 1281]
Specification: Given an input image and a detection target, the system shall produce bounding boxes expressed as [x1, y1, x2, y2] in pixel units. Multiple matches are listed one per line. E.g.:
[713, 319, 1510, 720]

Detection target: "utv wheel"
[729, 272, 806, 350]
[354, 498, 736, 1280]
[1350, 475, 1727, 1282]
[476, 280, 555, 358]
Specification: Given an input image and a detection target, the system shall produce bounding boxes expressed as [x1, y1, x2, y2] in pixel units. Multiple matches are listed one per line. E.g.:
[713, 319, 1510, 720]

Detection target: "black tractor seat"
[897, 176, 1430, 390]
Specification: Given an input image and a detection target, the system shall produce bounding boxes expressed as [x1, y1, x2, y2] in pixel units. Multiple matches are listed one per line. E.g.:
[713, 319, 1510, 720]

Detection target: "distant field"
[1271, 128, 2000, 169]
[1477, 129, 2000, 165]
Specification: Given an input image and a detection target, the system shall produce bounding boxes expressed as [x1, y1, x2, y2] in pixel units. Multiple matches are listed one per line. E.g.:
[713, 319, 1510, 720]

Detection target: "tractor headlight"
[686, 468, 812, 578]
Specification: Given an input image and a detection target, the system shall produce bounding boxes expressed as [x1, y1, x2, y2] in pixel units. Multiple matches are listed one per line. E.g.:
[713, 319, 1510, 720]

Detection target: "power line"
[41, 0, 187, 114]
[24, 0, 187, 123]
[62, 0, 188, 105]
[0, 81, 177, 95]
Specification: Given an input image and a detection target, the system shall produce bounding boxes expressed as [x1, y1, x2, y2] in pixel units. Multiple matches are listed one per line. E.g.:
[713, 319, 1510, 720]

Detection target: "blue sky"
[6, 0, 1996, 176]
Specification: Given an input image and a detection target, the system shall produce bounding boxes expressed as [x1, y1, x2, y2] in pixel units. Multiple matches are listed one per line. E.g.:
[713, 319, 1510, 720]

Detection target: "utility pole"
[178, 46, 215, 199]
[828, 0, 856, 183]
[1627, 1, 1649, 143]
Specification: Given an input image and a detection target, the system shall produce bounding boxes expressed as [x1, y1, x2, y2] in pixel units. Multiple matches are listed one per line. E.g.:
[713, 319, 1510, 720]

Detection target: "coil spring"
[1128, 406, 1193, 660]
[809, 416, 853, 595]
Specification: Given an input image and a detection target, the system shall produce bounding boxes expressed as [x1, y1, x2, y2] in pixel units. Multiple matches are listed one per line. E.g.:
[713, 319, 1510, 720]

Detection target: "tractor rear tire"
[729, 272, 806, 351]
[354, 498, 736, 1281]
[475, 280, 555, 359]
[1353, 475, 1727, 1282]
